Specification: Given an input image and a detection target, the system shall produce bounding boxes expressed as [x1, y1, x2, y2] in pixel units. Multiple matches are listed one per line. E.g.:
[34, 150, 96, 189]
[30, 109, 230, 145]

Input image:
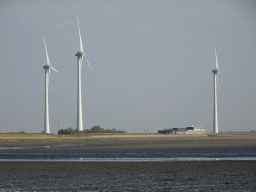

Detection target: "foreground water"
[0, 148, 255, 161]
[1, 160, 255, 191]
[0, 146, 255, 191]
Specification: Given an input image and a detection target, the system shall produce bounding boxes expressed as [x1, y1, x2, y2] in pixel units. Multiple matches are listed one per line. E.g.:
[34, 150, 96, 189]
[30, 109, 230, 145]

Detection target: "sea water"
[0, 147, 255, 161]
[0, 148, 255, 191]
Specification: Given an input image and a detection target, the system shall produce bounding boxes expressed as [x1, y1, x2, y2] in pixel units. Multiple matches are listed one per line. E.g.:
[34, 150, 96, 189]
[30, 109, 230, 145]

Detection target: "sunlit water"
[0, 147, 255, 161]
[0, 157, 256, 162]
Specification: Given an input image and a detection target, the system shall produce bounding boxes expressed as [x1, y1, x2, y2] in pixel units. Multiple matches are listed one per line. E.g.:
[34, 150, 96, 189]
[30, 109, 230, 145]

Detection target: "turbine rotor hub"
[75, 51, 84, 57]
[212, 69, 219, 74]
[43, 65, 50, 69]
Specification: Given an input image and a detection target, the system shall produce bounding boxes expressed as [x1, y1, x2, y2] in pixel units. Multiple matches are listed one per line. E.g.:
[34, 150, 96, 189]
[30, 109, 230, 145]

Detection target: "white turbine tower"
[43, 36, 58, 134]
[75, 17, 91, 131]
[212, 41, 220, 133]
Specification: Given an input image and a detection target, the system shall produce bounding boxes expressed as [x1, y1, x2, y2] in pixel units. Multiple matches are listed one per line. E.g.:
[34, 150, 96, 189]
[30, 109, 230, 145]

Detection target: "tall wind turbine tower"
[43, 36, 58, 134]
[75, 17, 91, 131]
[212, 42, 220, 133]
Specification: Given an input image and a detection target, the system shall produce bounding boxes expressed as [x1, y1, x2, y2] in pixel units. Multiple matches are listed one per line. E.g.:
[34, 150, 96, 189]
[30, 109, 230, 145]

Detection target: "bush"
[19, 131, 26, 134]
[58, 127, 77, 135]
[58, 126, 126, 134]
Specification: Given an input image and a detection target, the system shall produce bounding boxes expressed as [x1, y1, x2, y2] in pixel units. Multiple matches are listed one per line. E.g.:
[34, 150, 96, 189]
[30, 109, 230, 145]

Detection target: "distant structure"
[212, 42, 220, 133]
[158, 127, 206, 134]
[43, 36, 58, 134]
[75, 17, 91, 131]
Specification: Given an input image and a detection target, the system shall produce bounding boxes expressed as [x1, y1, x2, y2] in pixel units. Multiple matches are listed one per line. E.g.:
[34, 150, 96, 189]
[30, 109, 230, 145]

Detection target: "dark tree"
[58, 126, 126, 134]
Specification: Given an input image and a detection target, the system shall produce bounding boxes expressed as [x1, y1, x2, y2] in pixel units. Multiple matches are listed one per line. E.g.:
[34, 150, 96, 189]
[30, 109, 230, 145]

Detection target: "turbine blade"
[214, 41, 219, 70]
[50, 66, 58, 72]
[218, 74, 223, 84]
[84, 55, 91, 68]
[49, 68, 51, 78]
[77, 17, 84, 53]
[43, 36, 50, 66]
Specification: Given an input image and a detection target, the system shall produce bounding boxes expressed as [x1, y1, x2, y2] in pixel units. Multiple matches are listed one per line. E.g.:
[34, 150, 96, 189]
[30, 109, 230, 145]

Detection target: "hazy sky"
[0, 0, 255, 134]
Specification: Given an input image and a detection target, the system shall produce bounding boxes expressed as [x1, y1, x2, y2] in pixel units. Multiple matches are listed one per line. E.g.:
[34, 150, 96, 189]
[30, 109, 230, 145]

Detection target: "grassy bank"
[0, 133, 255, 150]
[0, 132, 255, 141]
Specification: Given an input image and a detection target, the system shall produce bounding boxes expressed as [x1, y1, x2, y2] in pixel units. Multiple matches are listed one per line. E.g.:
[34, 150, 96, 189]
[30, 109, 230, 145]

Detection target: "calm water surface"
[1, 148, 255, 191]
[0, 148, 255, 161]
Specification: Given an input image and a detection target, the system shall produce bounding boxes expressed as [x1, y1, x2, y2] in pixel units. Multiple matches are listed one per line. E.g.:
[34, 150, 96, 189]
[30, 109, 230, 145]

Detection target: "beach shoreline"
[0, 133, 255, 151]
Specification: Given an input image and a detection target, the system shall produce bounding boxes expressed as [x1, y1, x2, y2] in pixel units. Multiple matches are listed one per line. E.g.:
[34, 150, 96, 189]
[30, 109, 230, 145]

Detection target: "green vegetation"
[0, 130, 255, 142]
[58, 126, 126, 135]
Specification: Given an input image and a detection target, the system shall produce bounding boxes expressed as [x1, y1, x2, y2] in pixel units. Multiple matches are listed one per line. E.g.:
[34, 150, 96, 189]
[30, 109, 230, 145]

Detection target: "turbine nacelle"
[75, 51, 84, 57]
[43, 65, 50, 69]
[212, 68, 219, 74]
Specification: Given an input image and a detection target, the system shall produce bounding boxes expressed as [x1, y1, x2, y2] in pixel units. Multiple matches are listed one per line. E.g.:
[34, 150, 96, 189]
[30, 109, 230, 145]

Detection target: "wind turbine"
[43, 36, 58, 134]
[75, 17, 91, 131]
[212, 41, 220, 133]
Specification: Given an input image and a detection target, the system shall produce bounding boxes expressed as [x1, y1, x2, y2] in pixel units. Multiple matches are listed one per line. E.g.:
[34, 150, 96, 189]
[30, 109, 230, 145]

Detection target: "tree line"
[58, 126, 126, 135]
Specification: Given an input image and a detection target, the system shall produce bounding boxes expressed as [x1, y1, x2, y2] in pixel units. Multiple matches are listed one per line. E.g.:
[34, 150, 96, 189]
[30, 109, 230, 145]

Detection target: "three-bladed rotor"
[212, 41, 220, 75]
[43, 36, 58, 75]
[76, 17, 91, 68]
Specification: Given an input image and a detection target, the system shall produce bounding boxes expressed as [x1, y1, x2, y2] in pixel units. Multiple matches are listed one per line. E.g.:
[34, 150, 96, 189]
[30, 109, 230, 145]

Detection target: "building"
[158, 127, 206, 134]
